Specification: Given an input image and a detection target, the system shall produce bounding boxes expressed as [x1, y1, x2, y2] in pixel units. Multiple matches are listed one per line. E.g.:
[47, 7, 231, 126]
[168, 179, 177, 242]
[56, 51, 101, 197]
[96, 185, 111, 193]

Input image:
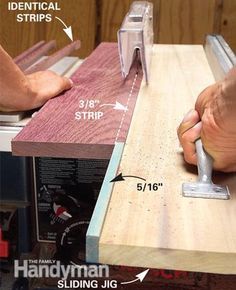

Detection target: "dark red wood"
[16, 40, 56, 71]
[12, 42, 143, 159]
[14, 41, 46, 64]
[25, 40, 81, 74]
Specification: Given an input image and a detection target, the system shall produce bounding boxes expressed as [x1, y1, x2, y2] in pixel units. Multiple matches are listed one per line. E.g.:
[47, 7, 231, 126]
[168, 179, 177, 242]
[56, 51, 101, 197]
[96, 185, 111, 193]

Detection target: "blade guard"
[118, 1, 153, 84]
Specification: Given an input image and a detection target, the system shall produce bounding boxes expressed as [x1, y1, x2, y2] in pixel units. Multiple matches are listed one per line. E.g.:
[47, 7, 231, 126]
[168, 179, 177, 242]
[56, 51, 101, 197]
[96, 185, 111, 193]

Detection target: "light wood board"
[98, 44, 236, 274]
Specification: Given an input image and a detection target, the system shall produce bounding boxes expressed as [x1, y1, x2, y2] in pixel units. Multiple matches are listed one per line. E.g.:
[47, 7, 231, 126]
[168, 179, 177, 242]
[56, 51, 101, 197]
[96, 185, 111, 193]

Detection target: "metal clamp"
[182, 139, 230, 200]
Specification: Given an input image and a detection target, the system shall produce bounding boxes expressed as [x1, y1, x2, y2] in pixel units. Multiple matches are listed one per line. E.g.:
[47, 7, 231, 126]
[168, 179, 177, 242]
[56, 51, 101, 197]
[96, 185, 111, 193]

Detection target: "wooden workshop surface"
[220, 0, 236, 52]
[2, 0, 236, 58]
[100, 0, 160, 43]
[99, 44, 236, 274]
[43, 0, 96, 58]
[0, 0, 96, 59]
[158, 0, 217, 44]
[12, 43, 143, 159]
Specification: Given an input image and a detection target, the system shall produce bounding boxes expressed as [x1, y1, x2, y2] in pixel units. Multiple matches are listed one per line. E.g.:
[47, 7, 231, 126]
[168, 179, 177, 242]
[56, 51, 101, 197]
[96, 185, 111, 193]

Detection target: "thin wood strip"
[12, 43, 143, 159]
[17, 40, 56, 71]
[14, 41, 45, 64]
[86, 142, 124, 263]
[25, 40, 81, 74]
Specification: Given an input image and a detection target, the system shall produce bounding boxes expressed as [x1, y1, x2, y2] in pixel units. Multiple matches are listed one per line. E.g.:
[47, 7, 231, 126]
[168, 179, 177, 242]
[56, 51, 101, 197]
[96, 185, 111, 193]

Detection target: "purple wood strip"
[17, 40, 56, 71]
[14, 41, 45, 64]
[25, 40, 81, 74]
[12, 43, 143, 159]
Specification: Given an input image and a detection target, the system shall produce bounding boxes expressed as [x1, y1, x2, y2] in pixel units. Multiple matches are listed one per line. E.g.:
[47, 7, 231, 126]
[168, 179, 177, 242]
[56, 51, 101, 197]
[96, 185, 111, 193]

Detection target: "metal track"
[204, 34, 236, 81]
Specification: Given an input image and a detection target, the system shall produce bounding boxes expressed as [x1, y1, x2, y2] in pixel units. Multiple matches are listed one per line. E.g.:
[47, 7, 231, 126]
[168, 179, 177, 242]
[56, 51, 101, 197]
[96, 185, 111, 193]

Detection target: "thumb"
[50, 76, 73, 97]
[61, 77, 73, 91]
[177, 109, 200, 138]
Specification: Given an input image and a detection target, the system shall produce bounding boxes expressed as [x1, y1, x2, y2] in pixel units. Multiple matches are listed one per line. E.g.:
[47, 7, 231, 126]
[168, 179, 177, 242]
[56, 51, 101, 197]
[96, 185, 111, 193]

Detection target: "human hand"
[177, 68, 236, 172]
[25, 70, 73, 110]
[0, 44, 73, 112]
[0, 70, 72, 112]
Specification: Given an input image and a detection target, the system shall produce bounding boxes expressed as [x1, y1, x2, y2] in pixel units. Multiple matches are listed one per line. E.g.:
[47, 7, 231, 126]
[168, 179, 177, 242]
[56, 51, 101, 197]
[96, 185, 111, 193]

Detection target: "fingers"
[47, 72, 73, 96]
[195, 83, 219, 117]
[177, 109, 200, 137]
[61, 76, 73, 91]
[177, 109, 201, 165]
[25, 71, 74, 109]
[181, 122, 202, 165]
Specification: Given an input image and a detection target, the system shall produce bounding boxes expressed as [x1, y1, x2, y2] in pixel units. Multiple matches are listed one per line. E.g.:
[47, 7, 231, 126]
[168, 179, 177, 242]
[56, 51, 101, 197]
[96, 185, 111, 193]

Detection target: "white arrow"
[121, 269, 149, 285]
[55, 16, 73, 41]
[100, 101, 128, 111]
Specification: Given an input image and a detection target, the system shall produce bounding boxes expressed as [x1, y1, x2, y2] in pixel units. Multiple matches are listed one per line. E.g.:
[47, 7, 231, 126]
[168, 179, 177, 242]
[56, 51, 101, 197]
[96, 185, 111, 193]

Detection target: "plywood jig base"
[87, 44, 236, 274]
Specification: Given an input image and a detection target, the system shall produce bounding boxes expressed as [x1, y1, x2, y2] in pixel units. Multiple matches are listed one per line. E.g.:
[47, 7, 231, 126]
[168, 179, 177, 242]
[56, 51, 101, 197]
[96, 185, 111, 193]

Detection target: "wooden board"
[86, 142, 124, 263]
[12, 43, 143, 159]
[220, 0, 236, 54]
[158, 0, 217, 44]
[100, 0, 221, 45]
[2, 0, 236, 59]
[25, 40, 80, 74]
[16, 40, 56, 71]
[14, 41, 45, 64]
[0, 0, 40, 58]
[0, 0, 96, 59]
[43, 0, 97, 58]
[98, 44, 236, 274]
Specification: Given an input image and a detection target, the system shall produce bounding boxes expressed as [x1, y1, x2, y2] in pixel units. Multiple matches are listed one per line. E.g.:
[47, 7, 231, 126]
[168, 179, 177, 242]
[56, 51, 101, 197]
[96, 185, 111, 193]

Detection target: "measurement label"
[75, 100, 103, 120]
[8, 1, 61, 22]
[79, 100, 100, 109]
[137, 182, 163, 192]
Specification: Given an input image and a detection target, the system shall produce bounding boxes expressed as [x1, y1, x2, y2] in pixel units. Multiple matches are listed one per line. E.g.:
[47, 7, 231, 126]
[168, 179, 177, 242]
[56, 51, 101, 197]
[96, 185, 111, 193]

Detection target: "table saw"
[1, 3, 236, 277]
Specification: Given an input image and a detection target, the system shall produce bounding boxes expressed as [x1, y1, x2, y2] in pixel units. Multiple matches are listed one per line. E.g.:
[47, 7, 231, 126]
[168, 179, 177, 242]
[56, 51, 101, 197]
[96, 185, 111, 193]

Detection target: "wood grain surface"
[25, 40, 81, 74]
[86, 142, 124, 263]
[2, 0, 236, 58]
[99, 44, 236, 274]
[99, 0, 236, 52]
[14, 41, 45, 64]
[158, 0, 217, 44]
[0, 0, 96, 59]
[12, 42, 143, 158]
[100, 0, 160, 43]
[16, 40, 56, 71]
[0, 0, 41, 58]
[43, 0, 97, 58]
[220, 0, 236, 53]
